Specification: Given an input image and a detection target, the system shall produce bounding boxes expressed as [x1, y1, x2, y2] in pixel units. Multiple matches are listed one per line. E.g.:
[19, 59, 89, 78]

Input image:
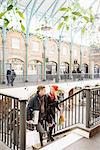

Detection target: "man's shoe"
[47, 138, 51, 142]
[50, 136, 55, 141]
[32, 146, 39, 150]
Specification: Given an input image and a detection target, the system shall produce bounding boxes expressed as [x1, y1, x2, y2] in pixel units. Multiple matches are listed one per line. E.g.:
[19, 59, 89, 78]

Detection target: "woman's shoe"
[50, 136, 55, 141]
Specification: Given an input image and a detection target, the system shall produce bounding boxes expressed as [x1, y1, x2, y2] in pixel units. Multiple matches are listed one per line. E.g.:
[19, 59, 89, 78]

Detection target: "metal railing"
[0, 73, 100, 84]
[54, 89, 86, 134]
[87, 87, 100, 127]
[0, 86, 100, 149]
[0, 94, 27, 150]
[54, 87, 100, 134]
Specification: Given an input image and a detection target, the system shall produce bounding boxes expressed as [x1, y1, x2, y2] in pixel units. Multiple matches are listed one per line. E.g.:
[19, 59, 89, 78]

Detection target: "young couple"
[27, 85, 61, 147]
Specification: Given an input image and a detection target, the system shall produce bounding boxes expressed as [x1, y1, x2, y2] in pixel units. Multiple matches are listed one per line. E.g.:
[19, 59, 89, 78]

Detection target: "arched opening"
[67, 88, 74, 110]
[28, 59, 42, 82]
[28, 60, 42, 75]
[7, 58, 24, 75]
[73, 59, 80, 72]
[94, 64, 100, 78]
[82, 63, 88, 73]
[46, 61, 57, 80]
[68, 88, 74, 97]
[94, 64, 99, 73]
[60, 62, 70, 80]
[60, 62, 70, 74]
[46, 61, 57, 75]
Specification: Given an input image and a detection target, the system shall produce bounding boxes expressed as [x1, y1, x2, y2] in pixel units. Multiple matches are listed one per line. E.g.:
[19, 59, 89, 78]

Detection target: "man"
[6, 69, 11, 85]
[27, 85, 46, 147]
[10, 69, 16, 86]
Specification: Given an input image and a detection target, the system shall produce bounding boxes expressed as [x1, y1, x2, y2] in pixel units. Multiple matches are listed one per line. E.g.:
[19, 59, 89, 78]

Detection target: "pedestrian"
[27, 85, 46, 147]
[77, 67, 81, 80]
[72, 69, 76, 80]
[6, 69, 11, 85]
[10, 69, 16, 86]
[45, 85, 61, 142]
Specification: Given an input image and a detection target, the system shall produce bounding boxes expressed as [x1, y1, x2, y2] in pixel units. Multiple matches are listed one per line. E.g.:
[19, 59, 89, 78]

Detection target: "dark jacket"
[27, 93, 40, 121]
[45, 95, 60, 111]
[44, 94, 60, 123]
[6, 70, 11, 75]
[27, 93, 60, 122]
[11, 70, 16, 79]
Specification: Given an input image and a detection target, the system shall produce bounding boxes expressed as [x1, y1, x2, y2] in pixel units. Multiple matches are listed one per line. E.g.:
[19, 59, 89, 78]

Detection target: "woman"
[45, 85, 60, 142]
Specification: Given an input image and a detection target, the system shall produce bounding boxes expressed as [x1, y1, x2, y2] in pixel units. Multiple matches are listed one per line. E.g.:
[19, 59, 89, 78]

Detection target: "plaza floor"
[0, 79, 100, 100]
[63, 131, 100, 150]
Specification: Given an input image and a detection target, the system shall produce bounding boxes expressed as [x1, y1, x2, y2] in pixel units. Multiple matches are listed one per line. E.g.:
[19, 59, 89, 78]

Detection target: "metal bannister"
[0, 94, 27, 150]
[53, 87, 100, 134]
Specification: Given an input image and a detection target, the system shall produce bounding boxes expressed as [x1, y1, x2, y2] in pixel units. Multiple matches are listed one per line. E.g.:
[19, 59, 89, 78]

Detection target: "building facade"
[0, 30, 100, 82]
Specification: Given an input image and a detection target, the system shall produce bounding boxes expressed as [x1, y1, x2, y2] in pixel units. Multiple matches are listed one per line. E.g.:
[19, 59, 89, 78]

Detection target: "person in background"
[77, 67, 81, 80]
[6, 69, 11, 85]
[10, 69, 16, 86]
[72, 69, 77, 80]
[27, 85, 46, 147]
[45, 85, 60, 142]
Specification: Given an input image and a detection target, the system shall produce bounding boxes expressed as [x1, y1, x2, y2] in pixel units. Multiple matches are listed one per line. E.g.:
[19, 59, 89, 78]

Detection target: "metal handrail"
[59, 89, 84, 104]
[0, 94, 26, 150]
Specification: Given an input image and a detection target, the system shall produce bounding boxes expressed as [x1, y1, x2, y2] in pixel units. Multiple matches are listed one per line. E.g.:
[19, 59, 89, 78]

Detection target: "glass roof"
[1, 0, 100, 46]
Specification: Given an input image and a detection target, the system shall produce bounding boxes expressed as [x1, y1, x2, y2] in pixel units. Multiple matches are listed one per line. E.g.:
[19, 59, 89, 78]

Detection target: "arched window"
[7, 58, 24, 75]
[28, 60, 42, 75]
[46, 61, 57, 74]
[82, 64, 88, 73]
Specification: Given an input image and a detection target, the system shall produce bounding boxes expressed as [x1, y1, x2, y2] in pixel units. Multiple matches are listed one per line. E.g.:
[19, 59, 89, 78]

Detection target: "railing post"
[86, 89, 91, 128]
[20, 100, 27, 150]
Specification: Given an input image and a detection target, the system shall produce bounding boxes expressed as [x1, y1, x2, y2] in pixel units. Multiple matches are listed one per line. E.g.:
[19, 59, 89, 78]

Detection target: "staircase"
[0, 86, 100, 150]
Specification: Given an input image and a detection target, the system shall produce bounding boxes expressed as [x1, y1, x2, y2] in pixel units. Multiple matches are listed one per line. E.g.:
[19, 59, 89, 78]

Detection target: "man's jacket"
[27, 92, 40, 121]
[27, 93, 60, 121]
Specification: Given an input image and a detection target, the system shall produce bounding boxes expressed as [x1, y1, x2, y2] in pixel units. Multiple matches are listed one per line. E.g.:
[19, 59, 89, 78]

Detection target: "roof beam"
[54, 0, 97, 28]
[26, 0, 37, 32]
[32, 0, 47, 17]
[23, 0, 33, 13]
[50, 0, 59, 18]
[50, 0, 67, 19]
[39, 0, 57, 22]
[95, 0, 100, 15]
[54, 12, 66, 26]
[53, 0, 79, 26]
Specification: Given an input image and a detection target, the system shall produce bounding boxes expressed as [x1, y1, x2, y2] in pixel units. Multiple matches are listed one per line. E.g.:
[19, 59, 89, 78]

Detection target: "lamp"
[36, 18, 52, 33]
[35, 18, 52, 81]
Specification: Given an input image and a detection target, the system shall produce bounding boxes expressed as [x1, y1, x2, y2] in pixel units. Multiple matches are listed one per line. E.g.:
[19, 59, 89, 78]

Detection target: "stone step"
[0, 141, 11, 150]
[40, 132, 83, 150]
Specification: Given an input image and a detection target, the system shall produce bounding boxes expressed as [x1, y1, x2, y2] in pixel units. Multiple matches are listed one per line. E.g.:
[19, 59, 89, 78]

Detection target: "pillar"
[2, 27, 6, 84]
[42, 38, 46, 81]
[80, 33, 82, 71]
[56, 40, 60, 82]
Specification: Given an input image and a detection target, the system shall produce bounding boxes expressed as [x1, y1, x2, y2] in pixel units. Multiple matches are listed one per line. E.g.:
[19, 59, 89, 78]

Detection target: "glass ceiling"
[1, 0, 100, 46]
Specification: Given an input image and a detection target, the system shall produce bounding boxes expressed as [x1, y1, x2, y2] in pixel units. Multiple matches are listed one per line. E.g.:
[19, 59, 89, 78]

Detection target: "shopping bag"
[26, 129, 40, 148]
[37, 122, 45, 134]
[59, 113, 65, 125]
[32, 110, 39, 125]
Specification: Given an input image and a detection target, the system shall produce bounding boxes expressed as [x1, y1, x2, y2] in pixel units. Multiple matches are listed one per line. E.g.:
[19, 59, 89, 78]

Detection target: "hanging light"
[36, 18, 52, 32]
